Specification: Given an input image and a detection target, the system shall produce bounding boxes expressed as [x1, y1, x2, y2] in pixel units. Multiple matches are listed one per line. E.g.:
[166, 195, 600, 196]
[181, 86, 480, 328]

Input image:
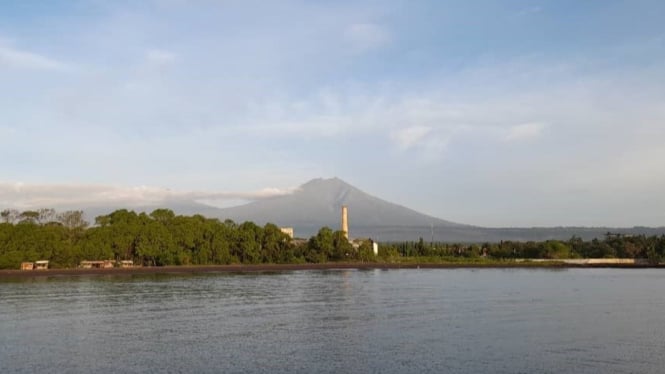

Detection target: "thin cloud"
[390, 126, 431, 150]
[3, 1, 665, 227]
[504, 123, 546, 142]
[344, 23, 391, 51]
[0, 126, 16, 138]
[0, 182, 296, 210]
[145, 49, 177, 64]
[0, 42, 69, 71]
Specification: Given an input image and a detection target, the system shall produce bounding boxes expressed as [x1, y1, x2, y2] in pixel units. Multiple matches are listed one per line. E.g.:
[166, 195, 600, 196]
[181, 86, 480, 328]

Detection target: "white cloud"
[145, 49, 177, 64]
[0, 126, 16, 138]
[0, 182, 296, 210]
[2, 2, 665, 227]
[344, 23, 391, 51]
[504, 123, 546, 142]
[0, 42, 68, 71]
[390, 126, 431, 150]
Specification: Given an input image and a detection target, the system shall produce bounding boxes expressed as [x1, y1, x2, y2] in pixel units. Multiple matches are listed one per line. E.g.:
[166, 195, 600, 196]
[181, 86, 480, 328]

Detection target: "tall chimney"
[341, 205, 349, 239]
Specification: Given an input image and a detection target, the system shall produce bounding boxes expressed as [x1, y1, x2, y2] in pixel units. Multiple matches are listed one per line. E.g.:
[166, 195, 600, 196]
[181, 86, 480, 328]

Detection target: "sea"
[1, 268, 664, 373]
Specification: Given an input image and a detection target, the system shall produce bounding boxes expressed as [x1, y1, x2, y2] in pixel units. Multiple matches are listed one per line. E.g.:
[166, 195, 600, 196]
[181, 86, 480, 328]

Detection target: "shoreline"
[0, 262, 662, 278]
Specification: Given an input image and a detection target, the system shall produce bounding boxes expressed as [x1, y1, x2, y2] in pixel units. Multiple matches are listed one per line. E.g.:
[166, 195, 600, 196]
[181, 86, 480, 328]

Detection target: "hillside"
[215, 177, 465, 237]
[72, 177, 665, 242]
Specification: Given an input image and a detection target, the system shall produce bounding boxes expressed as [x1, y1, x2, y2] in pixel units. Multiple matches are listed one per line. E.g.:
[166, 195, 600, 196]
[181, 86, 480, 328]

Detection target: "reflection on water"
[1, 269, 665, 373]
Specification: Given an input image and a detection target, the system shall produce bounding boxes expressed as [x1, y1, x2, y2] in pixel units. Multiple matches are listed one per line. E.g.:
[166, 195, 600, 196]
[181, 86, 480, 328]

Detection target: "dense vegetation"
[0, 209, 360, 269]
[382, 235, 665, 264]
[1, 209, 664, 269]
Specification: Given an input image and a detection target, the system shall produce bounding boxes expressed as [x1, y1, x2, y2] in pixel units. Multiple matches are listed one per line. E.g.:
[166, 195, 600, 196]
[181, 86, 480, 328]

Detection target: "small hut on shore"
[34, 260, 49, 270]
[119, 260, 134, 268]
[80, 260, 114, 269]
[21, 262, 35, 270]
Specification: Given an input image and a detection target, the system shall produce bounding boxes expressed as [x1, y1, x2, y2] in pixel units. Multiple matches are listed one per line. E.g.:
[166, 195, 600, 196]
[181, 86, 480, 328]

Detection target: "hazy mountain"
[75, 177, 664, 242]
[214, 177, 465, 236]
[209, 178, 665, 241]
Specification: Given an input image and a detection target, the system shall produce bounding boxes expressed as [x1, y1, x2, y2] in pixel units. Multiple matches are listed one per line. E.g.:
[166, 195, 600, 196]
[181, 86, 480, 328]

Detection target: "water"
[1, 269, 664, 373]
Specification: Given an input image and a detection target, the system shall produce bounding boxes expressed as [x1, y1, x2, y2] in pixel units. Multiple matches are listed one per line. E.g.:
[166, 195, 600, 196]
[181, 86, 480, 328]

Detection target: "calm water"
[1, 269, 665, 373]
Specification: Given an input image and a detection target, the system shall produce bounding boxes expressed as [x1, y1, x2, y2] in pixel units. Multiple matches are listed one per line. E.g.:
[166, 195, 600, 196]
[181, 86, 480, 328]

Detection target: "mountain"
[210, 178, 665, 241]
[75, 177, 665, 242]
[215, 177, 465, 238]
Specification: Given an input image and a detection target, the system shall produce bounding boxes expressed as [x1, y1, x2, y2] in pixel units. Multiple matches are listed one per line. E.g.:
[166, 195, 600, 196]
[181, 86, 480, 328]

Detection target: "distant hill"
[75, 177, 665, 242]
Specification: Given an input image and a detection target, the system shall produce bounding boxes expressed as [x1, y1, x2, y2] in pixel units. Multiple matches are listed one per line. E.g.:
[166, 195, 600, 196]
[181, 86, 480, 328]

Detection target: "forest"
[1, 208, 664, 269]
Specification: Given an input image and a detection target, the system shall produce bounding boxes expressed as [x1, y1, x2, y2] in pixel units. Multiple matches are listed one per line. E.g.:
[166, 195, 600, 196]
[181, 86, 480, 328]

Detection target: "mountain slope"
[74, 177, 665, 242]
[215, 177, 464, 235]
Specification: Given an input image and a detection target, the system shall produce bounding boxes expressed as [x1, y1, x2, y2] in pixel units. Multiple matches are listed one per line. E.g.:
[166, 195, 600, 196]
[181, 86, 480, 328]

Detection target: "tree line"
[0, 209, 366, 269]
[1, 208, 664, 269]
[385, 234, 665, 263]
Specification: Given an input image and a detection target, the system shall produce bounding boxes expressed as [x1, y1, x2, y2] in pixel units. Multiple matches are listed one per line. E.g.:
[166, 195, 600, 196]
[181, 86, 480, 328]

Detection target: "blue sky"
[1, 0, 665, 226]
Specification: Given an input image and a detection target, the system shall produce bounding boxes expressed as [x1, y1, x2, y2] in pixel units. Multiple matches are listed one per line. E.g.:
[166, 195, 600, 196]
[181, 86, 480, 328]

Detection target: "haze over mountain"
[69, 177, 665, 242]
[215, 177, 465, 235]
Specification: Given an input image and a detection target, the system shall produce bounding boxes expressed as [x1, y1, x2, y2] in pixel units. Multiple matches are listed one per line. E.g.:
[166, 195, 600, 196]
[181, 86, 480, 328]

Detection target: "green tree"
[307, 227, 334, 263]
[356, 240, 375, 262]
[262, 223, 292, 263]
[331, 230, 353, 260]
[234, 222, 263, 264]
[57, 210, 88, 230]
[541, 241, 571, 259]
[19, 211, 40, 224]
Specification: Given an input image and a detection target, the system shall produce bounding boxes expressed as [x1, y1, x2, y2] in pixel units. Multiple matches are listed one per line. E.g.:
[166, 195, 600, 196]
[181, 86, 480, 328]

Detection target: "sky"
[1, 0, 665, 227]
